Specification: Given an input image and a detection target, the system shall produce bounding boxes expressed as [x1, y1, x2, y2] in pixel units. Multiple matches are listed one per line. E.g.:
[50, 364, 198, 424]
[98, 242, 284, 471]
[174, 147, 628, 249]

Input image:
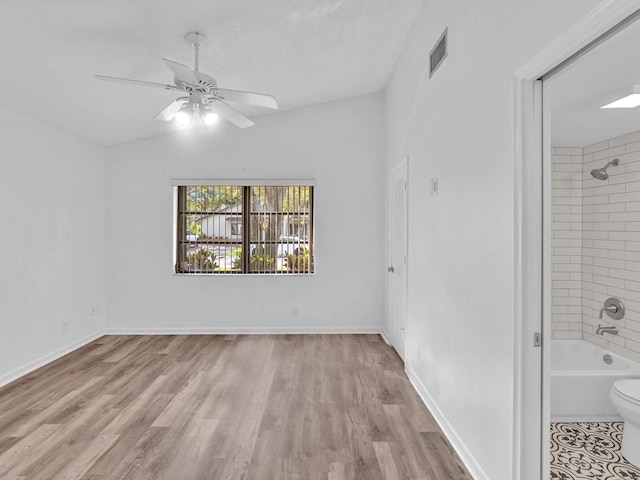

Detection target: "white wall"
[0, 104, 106, 385]
[105, 94, 385, 333]
[384, 1, 601, 478]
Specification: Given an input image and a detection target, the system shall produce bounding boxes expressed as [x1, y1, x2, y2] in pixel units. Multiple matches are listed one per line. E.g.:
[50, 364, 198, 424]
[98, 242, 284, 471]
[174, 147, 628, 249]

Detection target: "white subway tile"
[552, 171, 572, 180]
[593, 239, 625, 250]
[553, 297, 582, 306]
[555, 147, 583, 156]
[583, 213, 609, 222]
[592, 274, 625, 288]
[583, 248, 608, 258]
[554, 314, 582, 323]
[612, 212, 640, 222]
[552, 205, 571, 214]
[625, 260, 640, 271]
[610, 131, 640, 148]
[594, 203, 625, 213]
[554, 213, 581, 222]
[554, 331, 583, 340]
[612, 287, 640, 302]
[593, 183, 626, 196]
[627, 160, 640, 172]
[553, 263, 581, 272]
[583, 265, 608, 276]
[554, 230, 581, 239]
[609, 268, 640, 282]
[593, 257, 624, 269]
[582, 231, 608, 240]
[627, 141, 640, 154]
[583, 196, 610, 206]
[610, 250, 640, 261]
[610, 192, 640, 203]
[554, 247, 581, 256]
[554, 197, 582, 205]
[609, 231, 640, 241]
[554, 164, 582, 172]
[593, 222, 625, 231]
[584, 140, 609, 155]
[594, 145, 625, 161]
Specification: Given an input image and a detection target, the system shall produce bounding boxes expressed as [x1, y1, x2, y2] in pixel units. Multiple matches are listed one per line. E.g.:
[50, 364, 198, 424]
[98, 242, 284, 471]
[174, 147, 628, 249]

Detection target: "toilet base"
[622, 421, 640, 468]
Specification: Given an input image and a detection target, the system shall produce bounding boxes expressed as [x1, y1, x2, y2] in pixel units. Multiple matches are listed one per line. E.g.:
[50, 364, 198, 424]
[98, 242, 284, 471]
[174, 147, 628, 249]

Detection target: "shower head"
[590, 158, 620, 180]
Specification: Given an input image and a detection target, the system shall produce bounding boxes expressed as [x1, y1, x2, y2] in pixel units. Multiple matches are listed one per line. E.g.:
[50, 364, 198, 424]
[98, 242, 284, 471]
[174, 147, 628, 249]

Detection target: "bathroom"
[547, 16, 640, 478]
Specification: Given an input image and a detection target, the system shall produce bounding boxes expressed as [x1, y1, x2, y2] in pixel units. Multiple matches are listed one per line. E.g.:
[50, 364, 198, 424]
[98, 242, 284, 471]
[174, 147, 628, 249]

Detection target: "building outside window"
[174, 183, 314, 274]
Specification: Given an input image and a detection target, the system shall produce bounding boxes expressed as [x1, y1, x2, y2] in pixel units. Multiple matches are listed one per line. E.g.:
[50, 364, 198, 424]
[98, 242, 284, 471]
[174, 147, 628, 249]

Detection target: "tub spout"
[595, 324, 618, 335]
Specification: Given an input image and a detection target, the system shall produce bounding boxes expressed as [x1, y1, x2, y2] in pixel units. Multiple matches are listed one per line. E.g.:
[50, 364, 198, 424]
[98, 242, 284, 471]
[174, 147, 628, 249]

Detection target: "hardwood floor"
[0, 335, 472, 479]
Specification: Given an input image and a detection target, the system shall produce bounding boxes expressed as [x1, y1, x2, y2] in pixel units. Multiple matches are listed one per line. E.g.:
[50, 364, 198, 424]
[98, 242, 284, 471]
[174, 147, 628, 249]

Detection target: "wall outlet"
[291, 307, 298, 317]
[62, 321, 69, 334]
[90, 305, 96, 316]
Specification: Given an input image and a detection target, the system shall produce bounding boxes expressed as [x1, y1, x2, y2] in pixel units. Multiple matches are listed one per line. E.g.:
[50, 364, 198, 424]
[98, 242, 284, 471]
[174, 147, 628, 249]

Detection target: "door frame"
[388, 156, 409, 360]
[513, 2, 640, 479]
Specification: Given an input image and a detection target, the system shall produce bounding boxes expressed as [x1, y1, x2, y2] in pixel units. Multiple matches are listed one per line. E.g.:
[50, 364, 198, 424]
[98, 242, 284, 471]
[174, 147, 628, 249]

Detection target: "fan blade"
[162, 58, 199, 85]
[153, 98, 188, 121]
[211, 100, 255, 128]
[94, 75, 178, 90]
[217, 88, 278, 109]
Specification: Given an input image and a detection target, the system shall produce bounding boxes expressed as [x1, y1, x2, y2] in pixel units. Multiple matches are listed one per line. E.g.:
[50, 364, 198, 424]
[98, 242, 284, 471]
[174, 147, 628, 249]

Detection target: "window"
[174, 183, 314, 274]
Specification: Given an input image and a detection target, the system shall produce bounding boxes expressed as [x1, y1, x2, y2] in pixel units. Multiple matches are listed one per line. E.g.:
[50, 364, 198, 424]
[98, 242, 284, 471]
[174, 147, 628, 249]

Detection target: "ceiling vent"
[429, 28, 448, 78]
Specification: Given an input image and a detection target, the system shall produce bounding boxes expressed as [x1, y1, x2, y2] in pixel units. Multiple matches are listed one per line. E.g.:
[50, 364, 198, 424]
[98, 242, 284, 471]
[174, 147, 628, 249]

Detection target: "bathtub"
[551, 339, 640, 422]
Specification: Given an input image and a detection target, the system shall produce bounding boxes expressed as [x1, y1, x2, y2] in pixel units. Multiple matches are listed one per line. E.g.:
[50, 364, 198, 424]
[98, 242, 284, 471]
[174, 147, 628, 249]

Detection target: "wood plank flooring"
[0, 335, 472, 479]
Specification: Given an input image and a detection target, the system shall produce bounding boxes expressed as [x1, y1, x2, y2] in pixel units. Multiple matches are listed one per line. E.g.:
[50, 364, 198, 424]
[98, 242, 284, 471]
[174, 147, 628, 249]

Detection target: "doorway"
[389, 157, 408, 360]
[515, 3, 640, 479]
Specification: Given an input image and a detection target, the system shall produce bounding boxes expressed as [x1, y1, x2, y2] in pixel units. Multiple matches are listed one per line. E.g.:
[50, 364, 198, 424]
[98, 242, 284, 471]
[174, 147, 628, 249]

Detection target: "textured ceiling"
[548, 17, 640, 147]
[0, 0, 425, 146]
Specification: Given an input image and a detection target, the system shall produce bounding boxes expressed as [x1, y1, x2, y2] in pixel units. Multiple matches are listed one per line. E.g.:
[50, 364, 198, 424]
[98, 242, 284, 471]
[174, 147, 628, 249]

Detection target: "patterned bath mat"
[551, 422, 640, 479]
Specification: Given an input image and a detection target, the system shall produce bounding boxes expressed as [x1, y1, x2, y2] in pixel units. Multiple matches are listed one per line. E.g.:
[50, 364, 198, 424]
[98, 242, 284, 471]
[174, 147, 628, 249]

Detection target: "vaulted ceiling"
[0, 0, 425, 146]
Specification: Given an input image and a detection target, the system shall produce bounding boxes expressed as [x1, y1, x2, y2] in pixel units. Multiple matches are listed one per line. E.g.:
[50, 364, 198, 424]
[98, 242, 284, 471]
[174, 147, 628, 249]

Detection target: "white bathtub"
[551, 339, 640, 422]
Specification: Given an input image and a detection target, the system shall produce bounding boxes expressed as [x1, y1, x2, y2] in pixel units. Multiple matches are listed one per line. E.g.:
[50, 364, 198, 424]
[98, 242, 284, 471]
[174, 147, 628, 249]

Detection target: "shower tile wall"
[551, 147, 583, 340]
[552, 130, 640, 364]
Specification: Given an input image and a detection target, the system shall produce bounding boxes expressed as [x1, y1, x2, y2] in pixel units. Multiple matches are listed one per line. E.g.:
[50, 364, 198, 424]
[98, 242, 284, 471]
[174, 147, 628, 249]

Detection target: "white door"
[389, 158, 408, 360]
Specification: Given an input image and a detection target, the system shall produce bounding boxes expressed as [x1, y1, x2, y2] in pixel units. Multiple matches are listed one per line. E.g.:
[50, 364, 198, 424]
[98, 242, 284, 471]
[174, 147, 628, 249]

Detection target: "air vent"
[429, 28, 448, 78]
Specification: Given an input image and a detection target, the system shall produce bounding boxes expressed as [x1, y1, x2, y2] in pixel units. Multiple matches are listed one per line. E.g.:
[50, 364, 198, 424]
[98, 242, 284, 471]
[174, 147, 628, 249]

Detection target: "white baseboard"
[405, 364, 489, 480]
[105, 325, 385, 335]
[0, 329, 106, 388]
[379, 328, 392, 346]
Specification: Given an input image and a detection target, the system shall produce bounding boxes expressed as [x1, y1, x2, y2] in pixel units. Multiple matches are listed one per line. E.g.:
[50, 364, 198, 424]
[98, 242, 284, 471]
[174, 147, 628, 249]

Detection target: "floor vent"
[429, 28, 448, 78]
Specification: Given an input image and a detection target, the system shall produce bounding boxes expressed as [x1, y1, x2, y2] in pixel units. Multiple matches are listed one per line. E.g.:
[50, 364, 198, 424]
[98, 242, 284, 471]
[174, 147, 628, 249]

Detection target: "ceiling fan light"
[175, 109, 192, 127]
[201, 109, 219, 126]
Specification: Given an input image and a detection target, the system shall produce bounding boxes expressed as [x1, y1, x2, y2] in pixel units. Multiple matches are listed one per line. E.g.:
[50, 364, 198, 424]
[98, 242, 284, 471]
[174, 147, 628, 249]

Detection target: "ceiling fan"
[94, 32, 278, 129]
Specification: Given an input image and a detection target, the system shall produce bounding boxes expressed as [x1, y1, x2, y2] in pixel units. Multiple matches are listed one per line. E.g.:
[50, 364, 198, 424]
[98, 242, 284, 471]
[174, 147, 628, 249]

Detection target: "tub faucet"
[600, 304, 618, 319]
[595, 324, 618, 336]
